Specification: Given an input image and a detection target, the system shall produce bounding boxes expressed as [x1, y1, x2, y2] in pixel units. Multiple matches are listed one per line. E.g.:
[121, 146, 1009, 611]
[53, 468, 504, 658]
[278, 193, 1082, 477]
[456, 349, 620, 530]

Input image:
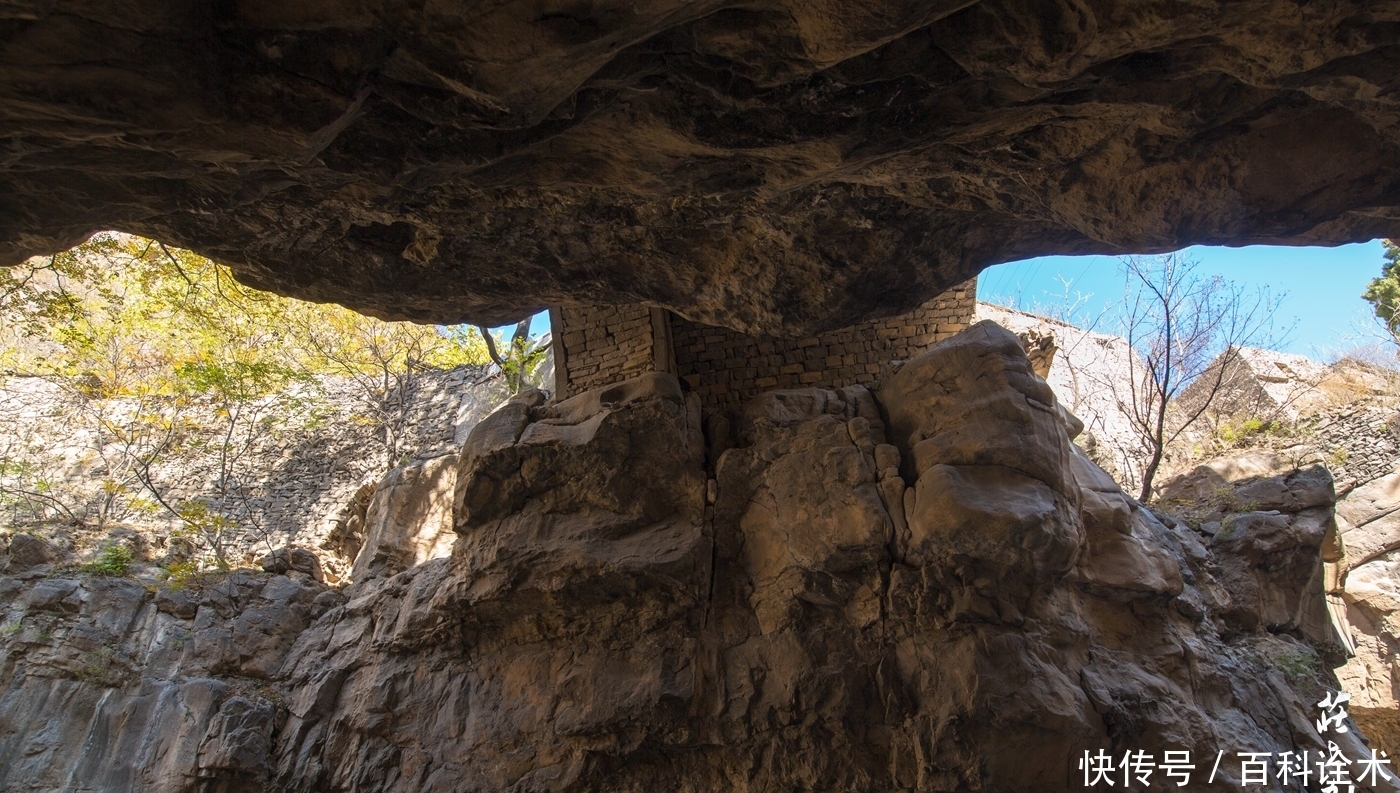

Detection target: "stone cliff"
[0, 322, 1387, 791]
[3, 2, 1400, 333]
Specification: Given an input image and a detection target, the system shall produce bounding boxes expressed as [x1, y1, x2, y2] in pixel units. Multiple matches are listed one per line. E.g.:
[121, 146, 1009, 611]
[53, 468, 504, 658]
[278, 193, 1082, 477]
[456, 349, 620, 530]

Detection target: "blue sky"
[526, 310, 551, 338]
[976, 240, 1392, 361]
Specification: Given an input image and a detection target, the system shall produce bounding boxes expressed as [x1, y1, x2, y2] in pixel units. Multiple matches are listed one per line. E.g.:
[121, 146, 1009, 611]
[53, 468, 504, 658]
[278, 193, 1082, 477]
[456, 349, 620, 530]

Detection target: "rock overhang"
[2, 1, 1399, 335]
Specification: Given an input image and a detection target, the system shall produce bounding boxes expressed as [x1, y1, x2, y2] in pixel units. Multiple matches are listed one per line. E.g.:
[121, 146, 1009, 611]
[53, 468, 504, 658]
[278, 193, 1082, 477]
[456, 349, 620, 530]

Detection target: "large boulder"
[272, 373, 712, 792]
[1157, 456, 1338, 637]
[4, 533, 60, 571]
[1068, 450, 1184, 598]
[879, 320, 1085, 586]
[349, 455, 458, 582]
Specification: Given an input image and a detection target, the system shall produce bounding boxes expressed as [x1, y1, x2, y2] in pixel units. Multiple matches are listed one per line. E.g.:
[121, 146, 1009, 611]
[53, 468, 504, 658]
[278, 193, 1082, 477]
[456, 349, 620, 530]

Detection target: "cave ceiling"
[2, 1, 1399, 334]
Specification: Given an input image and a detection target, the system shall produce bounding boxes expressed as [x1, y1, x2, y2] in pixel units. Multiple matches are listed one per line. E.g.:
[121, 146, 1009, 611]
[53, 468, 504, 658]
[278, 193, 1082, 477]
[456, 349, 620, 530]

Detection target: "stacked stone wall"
[0, 363, 521, 569]
[1299, 400, 1400, 491]
[670, 280, 976, 412]
[558, 304, 656, 394]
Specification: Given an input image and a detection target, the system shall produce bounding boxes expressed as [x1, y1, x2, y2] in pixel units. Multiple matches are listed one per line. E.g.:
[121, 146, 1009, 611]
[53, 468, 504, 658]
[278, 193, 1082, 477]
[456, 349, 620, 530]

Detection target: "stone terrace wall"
[671, 279, 976, 412]
[1299, 400, 1400, 492]
[0, 364, 520, 569]
[557, 304, 658, 395]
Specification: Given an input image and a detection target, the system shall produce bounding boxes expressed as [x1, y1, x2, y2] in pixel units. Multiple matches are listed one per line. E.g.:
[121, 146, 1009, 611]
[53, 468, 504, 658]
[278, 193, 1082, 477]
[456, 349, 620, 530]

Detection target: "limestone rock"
[196, 696, 278, 787]
[350, 455, 457, 582]
[1334, 464, 1400, 759]
[1162, 454, 1400, 762]
[1069, 450, 1184, 598]
[905, 462, 1082, 578]
[1209, 506, 1334, 634]
[0, 569, 328, 792]
[881, 320, 1078, 498]
[260, 547, 325, 583]
[4, 3, 1400, 332]
[880, 321, 1085, 586]
[0, 333, 1394, 792]
[4, 533, 60, 571]
[454, 373, 704, 533]
[718, 388, 893, 635]
[275, 374, 711, 792]
[1337, 548, 1400, 758]
[1158, 459, 1338, 637]
[1338, 469, 1400, 569]
[320, 481, 377, 565]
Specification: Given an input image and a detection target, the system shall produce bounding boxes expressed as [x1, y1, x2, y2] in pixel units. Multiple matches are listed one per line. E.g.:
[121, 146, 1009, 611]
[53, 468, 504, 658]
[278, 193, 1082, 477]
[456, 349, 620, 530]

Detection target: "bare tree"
[290, 319, 486, 471]
[1115, 253, 1286, 500]
[296, 324, 429, 470]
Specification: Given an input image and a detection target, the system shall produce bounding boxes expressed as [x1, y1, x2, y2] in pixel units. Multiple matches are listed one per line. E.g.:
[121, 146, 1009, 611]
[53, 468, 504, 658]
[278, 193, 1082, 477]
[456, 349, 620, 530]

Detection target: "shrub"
[161, 559, 202, 591]
[1217, 417, 1285, 446]
[1273, 648, 1319, 683]
[1216, 516, 1238, 539]
[81, 544, 134, 577]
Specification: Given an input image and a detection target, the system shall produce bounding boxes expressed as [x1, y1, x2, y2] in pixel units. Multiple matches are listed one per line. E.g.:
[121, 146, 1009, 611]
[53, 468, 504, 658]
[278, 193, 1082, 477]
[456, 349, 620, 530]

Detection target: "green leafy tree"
[0, 233, 493, 567]
[1363, 239, 1400, 342]
[477, 320, 550, 394]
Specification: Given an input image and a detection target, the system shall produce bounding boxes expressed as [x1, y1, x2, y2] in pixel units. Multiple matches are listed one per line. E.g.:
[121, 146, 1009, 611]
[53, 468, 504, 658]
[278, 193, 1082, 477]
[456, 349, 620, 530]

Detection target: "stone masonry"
[672, 280, 976, 411]
[553, 279, 977, 412]
[0, 363, 522, 578]
[554, 304, 662, 395]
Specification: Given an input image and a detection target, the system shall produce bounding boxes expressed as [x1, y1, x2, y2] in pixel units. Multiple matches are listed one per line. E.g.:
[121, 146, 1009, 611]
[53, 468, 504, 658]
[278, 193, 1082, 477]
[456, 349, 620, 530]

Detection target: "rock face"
[348, 455, 458, 582]
[0, 323, 1392, 791]
[0, 567, 332, 792]
[1334, 469, 1400, 760]
[4, 3, 1400, 332]
[1156, 448, 1400, 761]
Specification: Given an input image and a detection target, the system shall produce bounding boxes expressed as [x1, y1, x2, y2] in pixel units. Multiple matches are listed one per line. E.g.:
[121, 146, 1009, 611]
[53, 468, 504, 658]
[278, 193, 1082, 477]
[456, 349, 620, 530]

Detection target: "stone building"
[550, 278, 977, 412]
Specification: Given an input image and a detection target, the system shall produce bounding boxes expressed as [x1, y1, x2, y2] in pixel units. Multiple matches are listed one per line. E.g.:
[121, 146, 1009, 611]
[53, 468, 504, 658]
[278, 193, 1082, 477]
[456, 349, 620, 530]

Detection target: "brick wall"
[557, 304, 658, 395]
[671, 279, 977, 412]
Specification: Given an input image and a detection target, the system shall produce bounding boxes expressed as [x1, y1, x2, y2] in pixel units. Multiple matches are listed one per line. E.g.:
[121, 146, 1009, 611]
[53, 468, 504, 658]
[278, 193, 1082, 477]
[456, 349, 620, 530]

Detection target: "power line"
[990, 260, 1020, 303]
[1069, 258, 1095, 290]
[1020, 259, 1047, 305]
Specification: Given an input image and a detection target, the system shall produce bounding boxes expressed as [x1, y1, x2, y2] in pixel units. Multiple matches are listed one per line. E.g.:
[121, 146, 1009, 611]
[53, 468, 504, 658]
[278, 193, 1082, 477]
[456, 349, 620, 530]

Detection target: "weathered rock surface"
[1155, 449, 1400, 761]
[4, 3, 1400, 332]
[1339, 470, 1400, 570]
[1333, 464, 1400, 761]
[1158, 455, 1340, 636]
[1, 324, 1393, 791]
[348, 455, 458, 582]
[0, 568, 328, 792]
